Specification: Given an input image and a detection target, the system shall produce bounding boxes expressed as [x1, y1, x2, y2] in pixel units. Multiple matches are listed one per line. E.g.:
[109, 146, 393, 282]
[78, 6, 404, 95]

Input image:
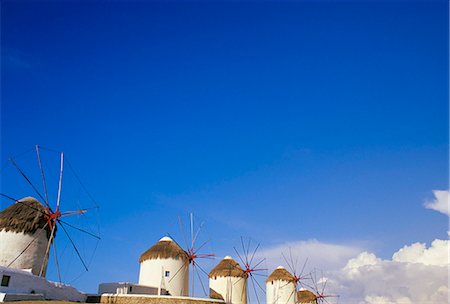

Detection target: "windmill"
[309, 269, 339, 304]
[265, 248, 311, 304]
[281, 247, 311, 302]
[233, 237, 268, 304]
[171, 212, 215, 297]
[0, 145, 100, 283]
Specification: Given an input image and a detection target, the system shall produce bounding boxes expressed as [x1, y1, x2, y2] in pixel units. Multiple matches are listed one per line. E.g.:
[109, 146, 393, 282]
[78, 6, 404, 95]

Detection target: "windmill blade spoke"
[59, 222, 88, 271]
[322, 278, 328, 295]
[233, 276, 245, 286]
[40, 224, 57, 276]
[287, 287, 296, 303]
[246, 238, 251, 262]
[194, 262, 209, 278]
[250, 273, 266, 294]
[233, 246, 246, 267]
[65, 158, 99, 207]
[60, 209, 88, 217]
[56, 152, 64, 209]
[194, 265, 207, 297]
[299, 281, 315, 291]
[190, 213, 194, 249]
[240, 277, 246, 301]
[53, 237, 62, 283]
[289, 247, 295, 270]
[0, 192, 19, 203]
[58, 219, 101, 239]
[250, 272, 267, 277]
[250, 274, 261, 304]
[282, 251, 295, 275]
[193, 239, 211, 254]
[35, 145, 51, 208]
[192, 220, 205, 247]
[240, 237, 249, 265]
[252, 258, 266, 270]
[312, 269, 319, 292]
[8, 222, 49, 268]
[178, 215, 190, 250]
[168, 261, 188, 283]
[249, 243, 260, 266]
[195, 254, 215, 259]
[0, 193, 47, 216]
[9, 157, 47, 206]
[280, 280, 293, 289]
[300, 257, 309, 277]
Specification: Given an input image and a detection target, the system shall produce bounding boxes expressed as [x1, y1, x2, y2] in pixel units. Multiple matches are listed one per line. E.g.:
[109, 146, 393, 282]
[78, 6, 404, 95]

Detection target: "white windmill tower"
[0, 145, 100, 282]
[209, 256, 246, 304]
[138, 236, 189, 296]
[266, 266, 296, 304]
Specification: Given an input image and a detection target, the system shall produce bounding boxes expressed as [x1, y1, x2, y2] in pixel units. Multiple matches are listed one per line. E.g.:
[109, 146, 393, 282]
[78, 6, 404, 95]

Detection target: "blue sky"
[1, 0, 448, 298]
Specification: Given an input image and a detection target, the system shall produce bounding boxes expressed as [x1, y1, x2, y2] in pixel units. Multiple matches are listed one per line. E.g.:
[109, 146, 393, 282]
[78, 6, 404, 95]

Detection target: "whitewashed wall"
[209, 275, 246, 304]
[0, 266, 85, 302]
[266, 279, 296, 304]
[139, 258, 189, 296]
[0, 230, 50, 277]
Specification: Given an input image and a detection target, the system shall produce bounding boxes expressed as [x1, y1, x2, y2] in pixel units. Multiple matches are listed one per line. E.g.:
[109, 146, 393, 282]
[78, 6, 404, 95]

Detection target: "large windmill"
[0, 145, 100, 283]
[166, 213, 215, 297]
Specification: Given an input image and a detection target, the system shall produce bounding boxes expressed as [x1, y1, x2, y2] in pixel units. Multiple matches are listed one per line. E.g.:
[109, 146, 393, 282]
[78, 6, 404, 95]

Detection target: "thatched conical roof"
[0, 197, 51, 238]
[297, 289, 317, 303]
[209, 256, 246, 278]
[139, 236, 188, 263]
[266, 266, 294, 283]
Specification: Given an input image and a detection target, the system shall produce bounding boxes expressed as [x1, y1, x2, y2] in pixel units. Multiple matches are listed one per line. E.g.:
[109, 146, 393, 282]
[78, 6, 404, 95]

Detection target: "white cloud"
[259, 238, 449, 303]
[330, 239, 449, 304]
[392, 239, 449, 266]
[424, 190, 449, 216]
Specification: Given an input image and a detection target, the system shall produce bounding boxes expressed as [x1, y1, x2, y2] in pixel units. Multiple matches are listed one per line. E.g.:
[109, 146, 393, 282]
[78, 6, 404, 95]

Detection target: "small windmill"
[170, 213, 215, 297]
[233, 237, 268, 304]
[278, 248, 311, 303]
[0, 145, 100, 283]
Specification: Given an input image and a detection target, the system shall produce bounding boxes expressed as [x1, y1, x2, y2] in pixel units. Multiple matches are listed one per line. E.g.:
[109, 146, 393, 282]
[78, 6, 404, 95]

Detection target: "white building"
[209, 256, 246, 304]
[98, 282, 160, 295]
[0, 197, 52, 277]
[0, 265, 86, 302]
[266, 266, 296, 304]
[138, 236, 189, 296]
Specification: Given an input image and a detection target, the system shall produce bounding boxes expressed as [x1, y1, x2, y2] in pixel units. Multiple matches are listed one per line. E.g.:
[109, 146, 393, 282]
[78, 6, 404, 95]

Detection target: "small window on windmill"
[1, 275, 10, 287]
[165, 271, 170, 277]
